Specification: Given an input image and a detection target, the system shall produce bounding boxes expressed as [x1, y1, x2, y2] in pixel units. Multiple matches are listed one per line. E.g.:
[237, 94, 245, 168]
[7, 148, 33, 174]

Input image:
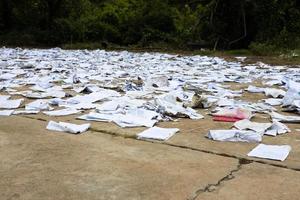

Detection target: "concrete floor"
[1, 112, 300, 200]
[1, 81, 300, 200]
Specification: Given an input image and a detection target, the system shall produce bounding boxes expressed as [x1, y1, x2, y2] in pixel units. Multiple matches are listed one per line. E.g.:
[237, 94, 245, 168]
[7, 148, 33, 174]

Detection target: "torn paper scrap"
[113, 114, 157, 128]
[25, 100, 51, 111]
[78, 112, 157, 128]
[62, 102, 97, 110]
[234, 119, 272, 134]
[207, 130, 262, 143]
[270, 111, 300, 123]
[154, 95, 204, 119]
[217, 98, 235, 107]
[0, 73, 17, 80]
[246, 85, 265, 93]
[79, 108, 158, 127]
[282, 80, 300, 106]
[247, 144, 291, 161]
[264, 88, 286, 98]
[246, 102, 276, 113]
[126, 108, 159, 121]
[46, 121, 90, 134]
[0, 110, 14, 116]
[264, 120, 290, 136]
[77, 112, 115, 122]
[145, 76, 169, 89]
[43, 108, 81, 116]
[0, 95, 10, 101]
[20, 91, 48, 99]
[212, 108, 252, 122]
[234, 119, 290, 136]
[137, 126, 179, 141]
[264, 79, 283, 86]
[112, 108, 159, 128]
[96, 101, 119, 112]
[67, 90, 121, 104]
[0, 98, 23, 109]
[263, 98, 282, 106]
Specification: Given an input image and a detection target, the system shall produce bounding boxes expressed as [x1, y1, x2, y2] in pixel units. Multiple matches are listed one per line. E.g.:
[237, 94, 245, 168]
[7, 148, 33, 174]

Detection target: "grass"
[2, 39, 299, 65]
[62, 42, 105, 50]
[62, 42, 300, 65]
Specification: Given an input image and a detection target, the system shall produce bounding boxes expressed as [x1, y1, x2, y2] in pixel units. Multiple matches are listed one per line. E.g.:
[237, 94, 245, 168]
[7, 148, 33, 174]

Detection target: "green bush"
[249, 42, 279, 56]
[1, 0, 300, 51]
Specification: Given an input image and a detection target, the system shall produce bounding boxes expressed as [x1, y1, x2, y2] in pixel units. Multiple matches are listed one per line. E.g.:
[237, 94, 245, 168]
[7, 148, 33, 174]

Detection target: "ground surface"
[1, 87, 300, 200]
[1, 49, 300, 200]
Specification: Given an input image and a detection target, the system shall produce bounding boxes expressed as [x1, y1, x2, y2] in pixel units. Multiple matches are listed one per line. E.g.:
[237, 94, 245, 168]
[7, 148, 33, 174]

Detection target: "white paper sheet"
[62, 102, 97, 110]
[154, 94, 204, 119]
[46, 121, 90, 134]
[113, 113, 157, 128]
[247, 144, 291, 161]
[137, 126, 179, 141]
[246, 85, 265, 93]
[0, 98, 23, 109]
[234, 119, 272, 134]
[25, 100, 51, 111]
[207, 130, 262, 143]
[264, 120, 290, 136]
[270, 111, 300, 123]
[0, 110, 14, 116]
[0, 95, 10, 101]
[77, 112, 115, 122]
[264, 88, 286, 98]
[263, 98, 282, 106]
[43, 108, 80, 116]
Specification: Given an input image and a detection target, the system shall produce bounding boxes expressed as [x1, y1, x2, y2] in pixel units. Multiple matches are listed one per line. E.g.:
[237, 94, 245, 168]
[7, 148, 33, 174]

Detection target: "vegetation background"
[0, 0, 299, 56]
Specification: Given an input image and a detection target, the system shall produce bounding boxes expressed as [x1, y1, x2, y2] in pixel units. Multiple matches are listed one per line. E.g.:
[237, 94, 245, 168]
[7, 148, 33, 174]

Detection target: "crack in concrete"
[187, 159, 251, 200]
[90, 126, 300, 172]
[90, 127, 136, 139]
[164, 142, 300, 172]
[23, 116, 47, 122]
[18, 116, 300, 173]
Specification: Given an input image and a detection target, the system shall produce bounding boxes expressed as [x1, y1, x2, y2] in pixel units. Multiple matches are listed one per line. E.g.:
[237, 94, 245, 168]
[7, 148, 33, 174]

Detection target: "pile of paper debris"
[1, 47, 299, 162]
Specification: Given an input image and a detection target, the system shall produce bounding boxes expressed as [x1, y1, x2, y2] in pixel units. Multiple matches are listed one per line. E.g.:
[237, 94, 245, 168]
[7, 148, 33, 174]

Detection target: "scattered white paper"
[62, 102, 97, 110]
[247, 144, 291, 161]
[246, 85, 265, 93]
[234, 119, 272, 134]
[46, 121, 90, 134]
[26, 100, 51, 111]
[264, 88, 286, 98]
[113, 113, 157, 128]
[282, 80, 300, 106]
[137, 126, 179, 141]
[0, 110, 14, 116]
[43, 108, 81, 116]
[270, 111, 300, 123]
[0, 98, 23, 109]
[207, 130, 262, 143]
[77, 112, 115, 122]
[265, 120, 291, 136]
[263, 98, 282, 106]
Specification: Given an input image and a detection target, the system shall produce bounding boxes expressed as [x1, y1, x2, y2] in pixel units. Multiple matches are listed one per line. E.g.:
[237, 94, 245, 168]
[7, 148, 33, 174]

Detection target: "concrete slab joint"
[188, 159, 252, 200]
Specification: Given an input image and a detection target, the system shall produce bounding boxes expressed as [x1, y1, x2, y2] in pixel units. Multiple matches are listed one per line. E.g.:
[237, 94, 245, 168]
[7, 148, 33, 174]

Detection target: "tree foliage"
[0, 0, 299, 49]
